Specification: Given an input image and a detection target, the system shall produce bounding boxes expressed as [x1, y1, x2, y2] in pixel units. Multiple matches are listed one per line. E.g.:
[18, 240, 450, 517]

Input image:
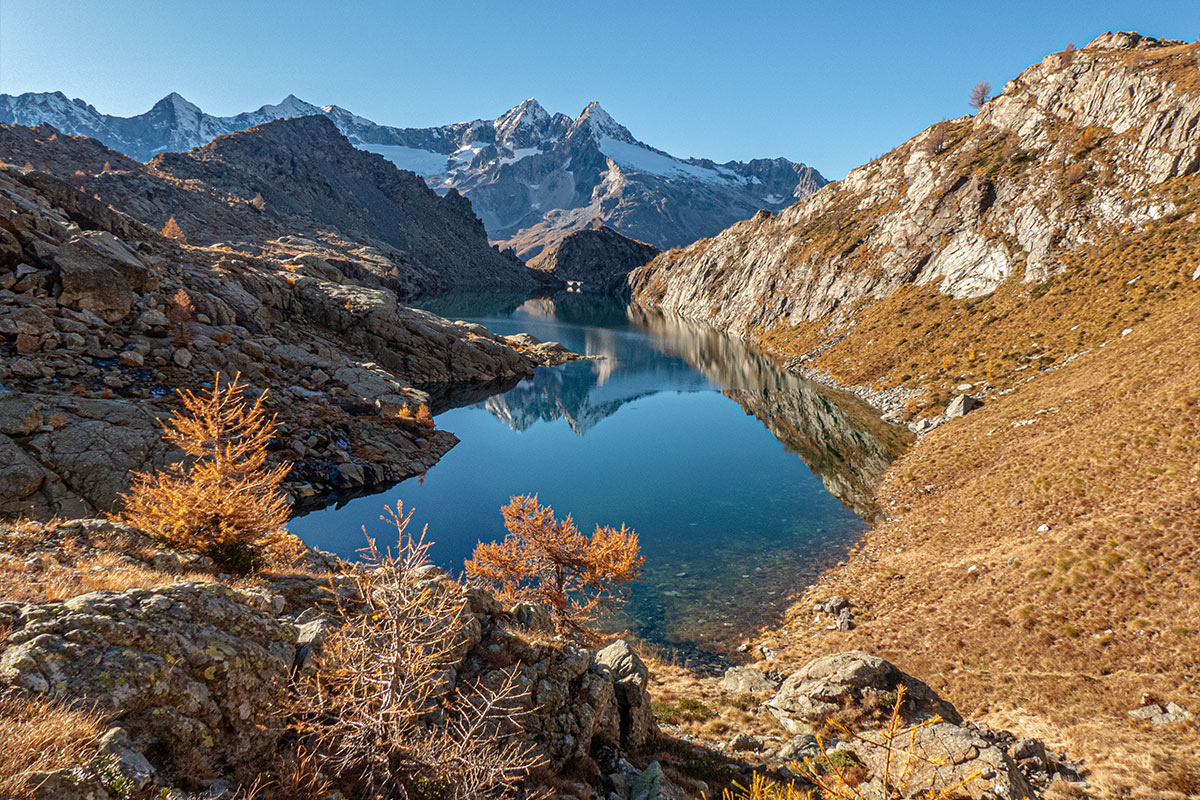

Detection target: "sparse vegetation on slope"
[757, 287, 1200, 796]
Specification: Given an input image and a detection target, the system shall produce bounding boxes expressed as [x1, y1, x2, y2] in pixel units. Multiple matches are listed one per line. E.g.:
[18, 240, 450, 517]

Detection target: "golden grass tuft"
[0, 695, 105, 798]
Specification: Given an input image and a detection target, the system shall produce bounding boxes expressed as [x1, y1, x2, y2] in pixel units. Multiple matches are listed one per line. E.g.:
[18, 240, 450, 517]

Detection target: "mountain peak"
[154, 92, 201, 116]
[259, 94, 320, 118]
[570, 101, 632, 143]
[494, 97, 551, 144]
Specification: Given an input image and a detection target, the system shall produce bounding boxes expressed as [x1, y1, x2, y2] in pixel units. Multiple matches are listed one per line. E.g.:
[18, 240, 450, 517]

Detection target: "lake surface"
[289, 294, 909, 665]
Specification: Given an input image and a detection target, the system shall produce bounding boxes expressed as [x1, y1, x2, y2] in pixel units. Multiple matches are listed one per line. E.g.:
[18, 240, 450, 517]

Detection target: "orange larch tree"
[464, 494, 644, 641]
[116, 372, 290, 570]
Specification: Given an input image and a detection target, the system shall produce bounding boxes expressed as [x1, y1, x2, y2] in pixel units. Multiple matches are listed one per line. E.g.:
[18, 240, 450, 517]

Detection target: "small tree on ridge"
[116, 372, 290, 570]
[968, 80, 991, 111]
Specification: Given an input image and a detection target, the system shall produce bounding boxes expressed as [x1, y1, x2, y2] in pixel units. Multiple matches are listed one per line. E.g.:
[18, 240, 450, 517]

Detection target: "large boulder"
[721, 665, 780, 694]
[0, 582, 297, 784]
[767, 650, 961, 734]
[769, 652, 1036, 800]
[52, 232, 155, 322]
[854, 721, 1036, 800]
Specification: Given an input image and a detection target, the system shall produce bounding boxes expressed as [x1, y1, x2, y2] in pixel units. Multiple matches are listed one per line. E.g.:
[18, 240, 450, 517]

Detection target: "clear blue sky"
[1, 1, 1197, 178]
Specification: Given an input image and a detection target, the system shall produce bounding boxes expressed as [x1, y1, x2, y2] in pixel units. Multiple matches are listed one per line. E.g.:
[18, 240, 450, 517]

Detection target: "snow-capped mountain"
[0, 91, 826, 256]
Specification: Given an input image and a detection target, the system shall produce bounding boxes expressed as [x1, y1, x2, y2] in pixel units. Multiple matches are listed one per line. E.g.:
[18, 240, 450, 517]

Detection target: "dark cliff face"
[528, 224, 659, 291]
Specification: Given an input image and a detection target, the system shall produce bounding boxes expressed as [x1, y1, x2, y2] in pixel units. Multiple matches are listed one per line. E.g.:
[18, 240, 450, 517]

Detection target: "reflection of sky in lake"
[290, 295, 906, 664]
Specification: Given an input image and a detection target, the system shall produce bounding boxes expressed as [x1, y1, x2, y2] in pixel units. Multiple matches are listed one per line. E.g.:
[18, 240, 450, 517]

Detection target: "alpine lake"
[289, 293, 911, 667]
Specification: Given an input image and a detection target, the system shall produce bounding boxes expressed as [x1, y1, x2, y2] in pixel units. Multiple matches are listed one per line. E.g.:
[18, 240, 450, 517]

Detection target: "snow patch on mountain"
[359, 143, 449, 176]
[599, 136, 742, 183]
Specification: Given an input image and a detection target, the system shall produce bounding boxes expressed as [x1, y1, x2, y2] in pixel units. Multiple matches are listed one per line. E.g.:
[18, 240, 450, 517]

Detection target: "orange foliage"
[161, 215, 187, 242]
[464, 495, 644, 641]
[116, 372, 290, 570]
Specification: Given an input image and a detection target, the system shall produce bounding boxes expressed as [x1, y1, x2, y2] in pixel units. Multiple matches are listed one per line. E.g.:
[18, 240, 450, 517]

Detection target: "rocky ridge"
[0, 92, 828, 258]
[0, 119, 532, 298]
[0, 158, 578, 518]
[630, 33, 1200, 352]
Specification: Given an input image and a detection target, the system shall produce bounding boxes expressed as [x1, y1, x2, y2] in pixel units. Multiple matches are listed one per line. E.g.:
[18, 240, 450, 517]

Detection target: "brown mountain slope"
[756, 285, 1200, 796]
[0, 117, 532, 297]
[623, 31, 1200, 795]
[630, 33, 1200, 413]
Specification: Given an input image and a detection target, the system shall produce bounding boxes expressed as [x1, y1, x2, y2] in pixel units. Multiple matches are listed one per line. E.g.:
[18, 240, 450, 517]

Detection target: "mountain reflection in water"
[290, 294, 910, 665]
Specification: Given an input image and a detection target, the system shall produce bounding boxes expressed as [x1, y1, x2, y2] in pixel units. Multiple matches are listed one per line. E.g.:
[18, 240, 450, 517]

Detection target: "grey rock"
[510, 601, 554, 634]
[0, 392, 43, 435]
[630, 761, 685, 800]
[720, 665, 779, 694]
[728, 732, 764, 752]
[855, 722, 1035, 800]
[768, 651, 961, 734]
[596, 639, 658, 748]
[0, 581, 297, 783]
[945, 394, 982, 418]
[97, 726, 157, 789]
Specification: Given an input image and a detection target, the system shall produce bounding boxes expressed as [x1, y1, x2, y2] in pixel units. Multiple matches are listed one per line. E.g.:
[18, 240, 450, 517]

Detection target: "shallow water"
[289, 294, 908, 665]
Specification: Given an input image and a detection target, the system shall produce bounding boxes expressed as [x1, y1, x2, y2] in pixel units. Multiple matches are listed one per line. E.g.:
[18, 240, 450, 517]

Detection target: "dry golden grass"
[644, 654, 787, 745]
[0, 521, 211, 604]
[755, 286, 1200, 796]
[758, 174, 1200, 420]
[0, 695, 105, 798]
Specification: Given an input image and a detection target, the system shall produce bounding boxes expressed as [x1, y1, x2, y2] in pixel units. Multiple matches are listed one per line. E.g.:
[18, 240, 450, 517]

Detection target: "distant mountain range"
[0, 91, 827, 257]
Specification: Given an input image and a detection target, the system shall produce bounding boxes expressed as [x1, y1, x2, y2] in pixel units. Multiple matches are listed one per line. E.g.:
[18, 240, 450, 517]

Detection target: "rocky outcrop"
[0, 154, 580, 518]
[756, 651, 1084, 799]
[0, 581, 297, 783]
[766, 650, 961, 733]
[630, 34, 1200, 336]
[596, 638, 658, 749]
[0, 518, 658, 797]
[529, 222, 659, 292]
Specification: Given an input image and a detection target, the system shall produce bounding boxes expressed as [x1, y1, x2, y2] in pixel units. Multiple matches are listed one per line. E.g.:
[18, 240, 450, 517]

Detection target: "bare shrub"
[116, 372, 290, 571]
[968, 80, 991, 111]
[166, 287, 195, 345]
[464, 494, 644, 642]
[291, 504, 546, 799]
[925, 124, 947, 156]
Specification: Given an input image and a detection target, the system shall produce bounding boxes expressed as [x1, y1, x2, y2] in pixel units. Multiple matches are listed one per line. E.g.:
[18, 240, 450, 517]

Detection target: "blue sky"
[1, 1, 1197, 178]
